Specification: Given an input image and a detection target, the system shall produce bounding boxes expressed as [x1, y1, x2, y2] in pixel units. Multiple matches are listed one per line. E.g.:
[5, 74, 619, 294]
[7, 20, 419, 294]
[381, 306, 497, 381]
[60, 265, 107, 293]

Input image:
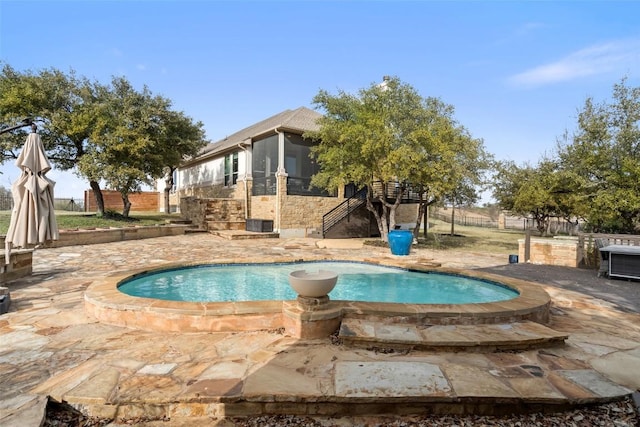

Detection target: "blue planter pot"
[388, 230, 413, 256]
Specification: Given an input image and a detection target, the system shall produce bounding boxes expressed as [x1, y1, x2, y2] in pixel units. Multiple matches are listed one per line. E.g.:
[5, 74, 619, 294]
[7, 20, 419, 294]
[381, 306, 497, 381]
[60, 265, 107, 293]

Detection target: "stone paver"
[1, 233, 639, 425]
[334, 361, 451, 397]
[339, 318, 568, 350]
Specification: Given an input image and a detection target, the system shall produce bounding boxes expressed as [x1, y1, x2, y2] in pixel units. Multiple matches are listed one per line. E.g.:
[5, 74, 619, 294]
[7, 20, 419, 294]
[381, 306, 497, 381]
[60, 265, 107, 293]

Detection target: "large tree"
[493, 159, 565, 235]
[1, 65, 206, 217]
[0, 64, 109, 212]
[157, 110, 207, 214]
[557, 78, 640, 233]
[306, 77, 490, 240]
[80, 77, 206, 217]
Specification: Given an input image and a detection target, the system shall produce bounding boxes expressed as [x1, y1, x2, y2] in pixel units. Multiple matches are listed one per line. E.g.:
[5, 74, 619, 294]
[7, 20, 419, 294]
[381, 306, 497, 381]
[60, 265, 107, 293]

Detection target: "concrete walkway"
[1, 234, 640, 426]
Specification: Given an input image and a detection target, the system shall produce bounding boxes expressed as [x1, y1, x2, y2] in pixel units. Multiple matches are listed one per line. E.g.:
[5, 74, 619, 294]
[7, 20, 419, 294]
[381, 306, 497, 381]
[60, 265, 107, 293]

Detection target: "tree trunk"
[423, 204, 428, 237]
[164, 187, 171, 214]
[365, 195, 386, 241]
[450, 205, 455, 236]
[387, 194, 402, 232]
[89, 180, 105, 216]
[121, 193, 132, 218]
[414, 200, 426, 237]
[163, 168, 174, 214]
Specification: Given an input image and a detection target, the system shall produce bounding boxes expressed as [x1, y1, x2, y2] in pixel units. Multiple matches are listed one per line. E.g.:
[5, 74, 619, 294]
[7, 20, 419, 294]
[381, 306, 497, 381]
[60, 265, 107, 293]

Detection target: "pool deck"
[1, 233, 640, 425]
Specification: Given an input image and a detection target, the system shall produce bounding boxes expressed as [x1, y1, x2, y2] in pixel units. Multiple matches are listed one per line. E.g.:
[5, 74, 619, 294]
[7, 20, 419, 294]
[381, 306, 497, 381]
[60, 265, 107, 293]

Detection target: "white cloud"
[136, 64, 147, 71]
[508, 38, 640, 87]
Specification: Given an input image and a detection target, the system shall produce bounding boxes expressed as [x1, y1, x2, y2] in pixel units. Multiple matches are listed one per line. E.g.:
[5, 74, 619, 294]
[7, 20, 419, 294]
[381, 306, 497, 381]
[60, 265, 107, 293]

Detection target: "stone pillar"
[282, 298, 343, 339]
[275, 167, 288, 232]
[244, 177, 253, 218]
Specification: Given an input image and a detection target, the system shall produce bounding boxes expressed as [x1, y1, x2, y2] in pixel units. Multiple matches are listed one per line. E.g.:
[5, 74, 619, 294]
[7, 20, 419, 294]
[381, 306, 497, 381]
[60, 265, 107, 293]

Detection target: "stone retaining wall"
[1, 225, 190, 251]
[518, 237, 580, 267]
[0, 250, 33, 283]
[179, 197, 209, 229]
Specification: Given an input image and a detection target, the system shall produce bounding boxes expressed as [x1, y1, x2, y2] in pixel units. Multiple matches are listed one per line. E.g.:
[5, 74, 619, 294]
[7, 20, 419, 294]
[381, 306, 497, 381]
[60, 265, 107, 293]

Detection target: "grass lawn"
[423, 220, 523, 254]
[366, 219, 523, 255]
[0, 211, 179, 235]
[0, 210, 523, 255]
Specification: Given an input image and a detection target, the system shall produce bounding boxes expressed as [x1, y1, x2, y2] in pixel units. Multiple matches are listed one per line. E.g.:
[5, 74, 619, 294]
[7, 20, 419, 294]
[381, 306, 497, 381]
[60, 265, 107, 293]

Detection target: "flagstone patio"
[1, 233, 639, 426]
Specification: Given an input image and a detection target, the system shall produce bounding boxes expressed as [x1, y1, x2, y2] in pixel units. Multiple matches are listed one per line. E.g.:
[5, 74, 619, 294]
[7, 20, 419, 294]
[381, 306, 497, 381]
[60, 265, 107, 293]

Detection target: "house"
[159, 107, 418, 238]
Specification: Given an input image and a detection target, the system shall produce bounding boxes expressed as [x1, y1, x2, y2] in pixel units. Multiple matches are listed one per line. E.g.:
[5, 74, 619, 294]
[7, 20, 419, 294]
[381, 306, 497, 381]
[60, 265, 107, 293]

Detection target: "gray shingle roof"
[194, 106, 322, 162]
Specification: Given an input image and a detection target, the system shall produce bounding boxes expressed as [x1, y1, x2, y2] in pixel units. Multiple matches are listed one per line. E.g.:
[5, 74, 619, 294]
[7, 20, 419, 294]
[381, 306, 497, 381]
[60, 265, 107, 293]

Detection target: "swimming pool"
[118, 261, 519, 304]
[84, 258, 552, 334]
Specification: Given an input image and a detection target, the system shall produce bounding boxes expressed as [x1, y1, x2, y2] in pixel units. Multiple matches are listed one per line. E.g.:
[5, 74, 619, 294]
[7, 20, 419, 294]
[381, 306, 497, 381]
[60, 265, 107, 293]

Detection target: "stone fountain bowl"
[288, 270, 338, 298]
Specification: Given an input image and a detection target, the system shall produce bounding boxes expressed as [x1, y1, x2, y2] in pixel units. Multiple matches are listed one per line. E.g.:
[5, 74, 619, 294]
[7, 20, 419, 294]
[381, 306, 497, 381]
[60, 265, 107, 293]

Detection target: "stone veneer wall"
[250, 196, 277, 222]
[279, 195, 343, 233]
[177, 185, 235, 200]
[180, 197, 208, 229]
[206, 199, 245, 222]
[0, 250, 33, 283]
[518, 237, 579, 267]
[205, 199, 245, 230]
[179, 197, 245, 230]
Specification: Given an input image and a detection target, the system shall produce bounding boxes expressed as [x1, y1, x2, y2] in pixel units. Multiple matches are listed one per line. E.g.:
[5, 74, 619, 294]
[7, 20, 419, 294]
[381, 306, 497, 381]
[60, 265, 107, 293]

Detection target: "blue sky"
[1, 0, 639, 200]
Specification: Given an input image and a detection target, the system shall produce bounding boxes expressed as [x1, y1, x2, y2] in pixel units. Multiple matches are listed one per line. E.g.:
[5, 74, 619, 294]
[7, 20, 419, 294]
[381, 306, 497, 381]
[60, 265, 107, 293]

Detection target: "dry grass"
[366, 220, 523, 255]
[0, 211, 523, 255]
[0, 211, 179, 235]
[424, 220, 523, 254]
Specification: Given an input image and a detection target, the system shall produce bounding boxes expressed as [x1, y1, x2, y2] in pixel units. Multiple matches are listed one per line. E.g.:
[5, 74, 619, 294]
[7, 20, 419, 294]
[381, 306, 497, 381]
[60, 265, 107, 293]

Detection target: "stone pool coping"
[84, 257, 552, 336]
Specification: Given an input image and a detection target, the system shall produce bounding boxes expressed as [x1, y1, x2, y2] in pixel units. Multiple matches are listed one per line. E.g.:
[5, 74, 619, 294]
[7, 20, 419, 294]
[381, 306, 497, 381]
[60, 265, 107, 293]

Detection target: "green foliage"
[557, 78, 640, 233]
[0, 64, 206, 217]
[306, 77, 491, 239]
[494, 160, 552, 234]
[0, 64, 103, 169]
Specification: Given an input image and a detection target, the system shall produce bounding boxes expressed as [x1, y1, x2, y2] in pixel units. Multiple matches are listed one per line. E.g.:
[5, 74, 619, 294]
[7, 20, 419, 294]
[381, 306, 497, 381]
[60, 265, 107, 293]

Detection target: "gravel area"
[45, 397, 640, 426]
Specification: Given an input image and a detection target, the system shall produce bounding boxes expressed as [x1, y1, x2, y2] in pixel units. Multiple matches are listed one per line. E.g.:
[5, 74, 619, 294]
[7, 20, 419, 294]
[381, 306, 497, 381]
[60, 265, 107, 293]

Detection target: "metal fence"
[0, 193, 84, 212]
[431, 211, 498, 228]
[431, 209, 582, 235]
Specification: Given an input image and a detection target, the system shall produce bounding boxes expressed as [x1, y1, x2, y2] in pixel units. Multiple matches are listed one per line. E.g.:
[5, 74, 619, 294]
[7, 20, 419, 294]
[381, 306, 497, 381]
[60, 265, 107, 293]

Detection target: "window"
[284, 133, 334, 196]
[224, 152, 238, 187]
[252, 134, 278, 195]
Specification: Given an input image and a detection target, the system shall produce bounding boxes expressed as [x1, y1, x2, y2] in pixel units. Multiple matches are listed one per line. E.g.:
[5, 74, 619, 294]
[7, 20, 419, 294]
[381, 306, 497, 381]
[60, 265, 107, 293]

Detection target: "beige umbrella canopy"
[4, 130, 59, 264]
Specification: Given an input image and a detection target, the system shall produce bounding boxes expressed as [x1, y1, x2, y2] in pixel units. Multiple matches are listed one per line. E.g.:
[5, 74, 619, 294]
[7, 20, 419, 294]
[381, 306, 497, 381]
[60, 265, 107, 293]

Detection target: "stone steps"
[339, 318, 568, 352]
[165, 218, 193, 225]
[208, 230, 280, 240]
[206, 220, 246, 231]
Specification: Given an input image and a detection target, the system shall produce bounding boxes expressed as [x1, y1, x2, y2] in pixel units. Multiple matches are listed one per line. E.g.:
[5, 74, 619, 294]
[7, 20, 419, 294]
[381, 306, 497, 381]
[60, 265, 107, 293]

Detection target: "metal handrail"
[322, 187, 367, 237]
[320, 181, 424, 237]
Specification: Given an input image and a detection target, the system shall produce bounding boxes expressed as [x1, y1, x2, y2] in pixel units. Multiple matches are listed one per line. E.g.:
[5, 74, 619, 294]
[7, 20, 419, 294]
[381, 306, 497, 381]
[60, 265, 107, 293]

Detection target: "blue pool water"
[118, 261, 519, 304]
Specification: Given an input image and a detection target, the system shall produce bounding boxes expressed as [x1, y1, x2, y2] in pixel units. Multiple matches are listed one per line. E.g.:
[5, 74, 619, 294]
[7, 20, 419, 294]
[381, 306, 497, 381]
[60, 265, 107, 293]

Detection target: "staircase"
[205, 199, 246, 231]
[339, 318, 568, 353]
[322, 187, 367, 237]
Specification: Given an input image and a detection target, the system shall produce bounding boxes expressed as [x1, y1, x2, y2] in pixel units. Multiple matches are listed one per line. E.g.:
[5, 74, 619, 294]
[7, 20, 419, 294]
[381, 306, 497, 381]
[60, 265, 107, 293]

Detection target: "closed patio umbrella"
[4, 129, 59, 264]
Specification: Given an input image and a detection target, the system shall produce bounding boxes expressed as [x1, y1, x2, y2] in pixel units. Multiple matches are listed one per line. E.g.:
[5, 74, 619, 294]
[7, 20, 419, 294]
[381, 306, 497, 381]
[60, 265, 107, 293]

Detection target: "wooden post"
[524, 229, 531, 263]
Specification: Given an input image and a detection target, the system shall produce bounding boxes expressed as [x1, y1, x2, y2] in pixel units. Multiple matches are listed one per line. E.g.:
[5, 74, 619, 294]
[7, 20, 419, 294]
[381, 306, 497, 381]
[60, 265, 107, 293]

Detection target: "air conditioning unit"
[602, 245, 640, 280]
